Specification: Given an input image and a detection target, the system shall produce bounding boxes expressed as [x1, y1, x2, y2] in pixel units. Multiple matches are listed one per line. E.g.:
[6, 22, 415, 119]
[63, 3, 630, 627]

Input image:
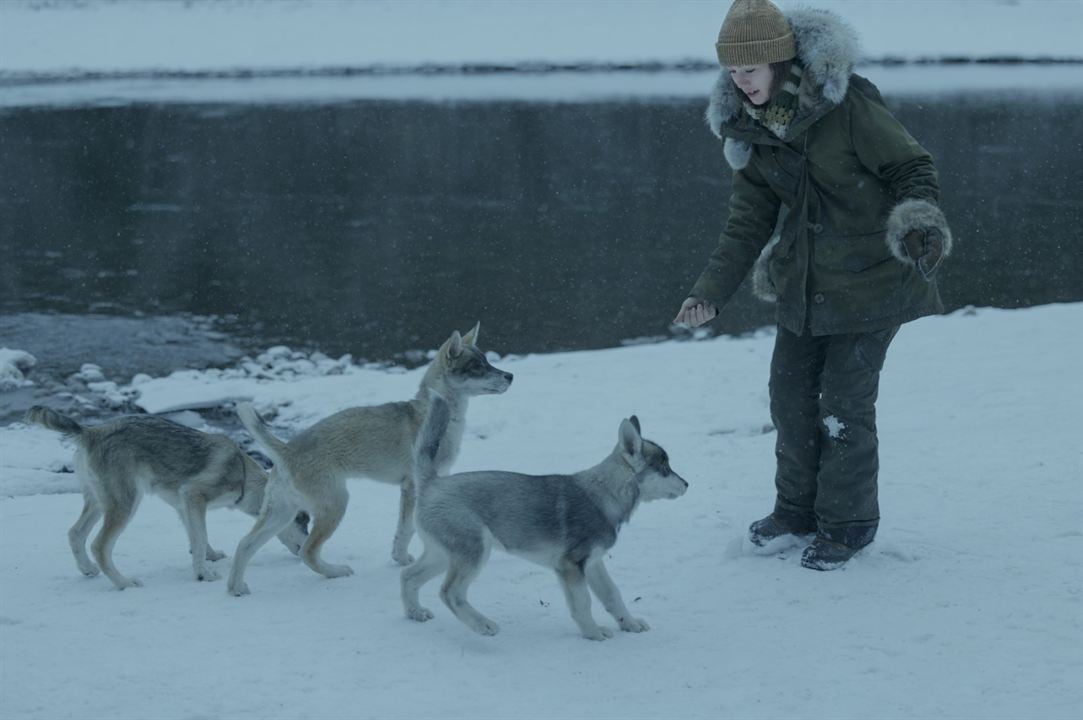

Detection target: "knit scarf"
[743, 62, 804, 139]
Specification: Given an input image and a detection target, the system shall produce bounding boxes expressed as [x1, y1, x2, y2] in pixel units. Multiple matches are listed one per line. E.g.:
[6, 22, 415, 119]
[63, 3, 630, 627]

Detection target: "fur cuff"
[751, 235, 780, 302]
[885, 199, 954, 264]
[723, 138, 753, 170]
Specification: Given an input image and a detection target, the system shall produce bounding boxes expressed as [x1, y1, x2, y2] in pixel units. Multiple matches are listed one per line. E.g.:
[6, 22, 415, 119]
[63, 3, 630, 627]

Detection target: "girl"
[674, 0, 952, 570]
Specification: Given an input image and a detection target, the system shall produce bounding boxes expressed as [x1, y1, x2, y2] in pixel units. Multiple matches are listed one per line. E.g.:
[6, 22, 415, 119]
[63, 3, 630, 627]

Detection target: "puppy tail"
[24, 406, 84, 437]
[235, 402, 290, 470]
[413, 390, 450, 492]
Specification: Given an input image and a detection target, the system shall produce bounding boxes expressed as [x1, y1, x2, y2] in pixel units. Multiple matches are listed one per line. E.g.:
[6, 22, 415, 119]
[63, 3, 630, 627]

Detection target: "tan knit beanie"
[715, 0, 796, 67]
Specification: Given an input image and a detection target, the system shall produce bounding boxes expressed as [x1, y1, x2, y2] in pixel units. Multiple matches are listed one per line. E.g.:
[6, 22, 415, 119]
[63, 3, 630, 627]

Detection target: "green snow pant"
[769, 324, 900, 547]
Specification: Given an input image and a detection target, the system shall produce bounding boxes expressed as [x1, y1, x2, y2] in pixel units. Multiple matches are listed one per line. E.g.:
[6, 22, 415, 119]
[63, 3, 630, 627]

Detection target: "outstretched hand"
[673, 297, 718, 328]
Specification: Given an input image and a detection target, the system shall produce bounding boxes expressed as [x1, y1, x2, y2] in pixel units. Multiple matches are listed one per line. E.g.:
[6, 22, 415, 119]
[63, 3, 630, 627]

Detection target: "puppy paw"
[114, 577, 143, 590]
[78, 565, 100, 577]
[473, 620, 500, 636]
[392, 551, 415, 566]
[322, 564, 354, 579]
[406, 606, 434, 622]
[196, 568, 221, 582]
[619, 617, 650, 633]
[581, 625, 614, 641]
[205, 548, 227, 562]
[228, 581, 250, 597]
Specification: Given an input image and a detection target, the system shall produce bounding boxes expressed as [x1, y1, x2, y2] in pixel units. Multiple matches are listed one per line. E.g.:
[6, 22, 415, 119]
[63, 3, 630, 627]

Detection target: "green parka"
[690, 7, 953, 336]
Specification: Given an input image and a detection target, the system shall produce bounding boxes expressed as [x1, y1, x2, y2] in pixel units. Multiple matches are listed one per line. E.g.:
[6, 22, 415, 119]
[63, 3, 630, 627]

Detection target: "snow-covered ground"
[2, 304, 1081, 719]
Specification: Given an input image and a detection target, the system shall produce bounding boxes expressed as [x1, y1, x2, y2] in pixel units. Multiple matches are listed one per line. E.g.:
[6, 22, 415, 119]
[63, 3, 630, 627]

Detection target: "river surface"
[2, 76, 1082, 404]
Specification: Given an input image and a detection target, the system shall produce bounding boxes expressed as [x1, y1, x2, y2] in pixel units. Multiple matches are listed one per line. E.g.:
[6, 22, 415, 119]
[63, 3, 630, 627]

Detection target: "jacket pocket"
[814, 229, 893, 273]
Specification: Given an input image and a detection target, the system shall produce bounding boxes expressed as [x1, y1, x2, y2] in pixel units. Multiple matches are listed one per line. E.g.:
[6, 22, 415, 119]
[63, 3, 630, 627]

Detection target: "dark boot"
[800, 526, 876, 571]
[747, 508, 816, 547]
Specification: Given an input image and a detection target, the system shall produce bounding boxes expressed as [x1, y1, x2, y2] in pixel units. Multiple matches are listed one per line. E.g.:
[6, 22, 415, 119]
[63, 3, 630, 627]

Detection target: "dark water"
[2, 92, 1082, 370]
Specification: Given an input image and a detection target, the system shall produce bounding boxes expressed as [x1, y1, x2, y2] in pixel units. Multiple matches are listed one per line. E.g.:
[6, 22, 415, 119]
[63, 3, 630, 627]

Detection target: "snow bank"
[4, 62, 1082, 108]
[0, 348, 36, 391]
[130, 346, 373, 415]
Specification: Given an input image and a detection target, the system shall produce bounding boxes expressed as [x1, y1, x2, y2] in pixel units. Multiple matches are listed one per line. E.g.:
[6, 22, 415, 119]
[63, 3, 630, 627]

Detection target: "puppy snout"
[671, 476, 689, 498]
[503, 372, 514, 385]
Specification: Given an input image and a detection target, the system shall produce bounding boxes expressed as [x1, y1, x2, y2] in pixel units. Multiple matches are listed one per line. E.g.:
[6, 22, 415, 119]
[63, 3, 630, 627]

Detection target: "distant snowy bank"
[2, 0, 1082, 106]
[6, 62, 1083, 108]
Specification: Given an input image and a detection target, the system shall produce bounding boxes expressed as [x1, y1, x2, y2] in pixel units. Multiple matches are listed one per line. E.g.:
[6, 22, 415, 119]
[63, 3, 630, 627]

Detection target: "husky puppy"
[24, 407, 309, 590]
[227, 323, 512, 596]
[402, 394, 688, 640]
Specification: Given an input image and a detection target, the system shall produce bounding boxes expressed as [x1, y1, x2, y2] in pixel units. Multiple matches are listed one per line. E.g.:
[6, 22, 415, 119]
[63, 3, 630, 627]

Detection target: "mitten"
[901, 227, 945, 280]
[887, 199, 953, 279]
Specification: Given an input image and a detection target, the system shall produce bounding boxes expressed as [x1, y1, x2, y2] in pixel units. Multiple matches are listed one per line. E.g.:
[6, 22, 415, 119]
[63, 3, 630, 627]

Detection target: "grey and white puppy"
[24, 407, 309, 590]
[402, 394, 688, 640]
[227, 323, 512, 596]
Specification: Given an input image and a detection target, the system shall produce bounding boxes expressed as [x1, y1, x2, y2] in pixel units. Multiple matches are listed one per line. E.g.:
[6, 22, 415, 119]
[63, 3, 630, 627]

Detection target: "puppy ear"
[462, 321, 481, 347]
[629, 415, 641, 434]
[619, 417, 642, 458]
[444, 331, 464, 359]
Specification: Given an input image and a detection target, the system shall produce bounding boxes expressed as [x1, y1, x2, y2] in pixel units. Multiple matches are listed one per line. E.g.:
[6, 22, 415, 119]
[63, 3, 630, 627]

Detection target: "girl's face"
[728, 64, 774, 105]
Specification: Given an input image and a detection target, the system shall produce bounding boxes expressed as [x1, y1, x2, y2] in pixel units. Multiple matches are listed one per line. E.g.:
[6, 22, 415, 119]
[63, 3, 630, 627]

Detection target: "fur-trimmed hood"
[706, 6, 861, 166]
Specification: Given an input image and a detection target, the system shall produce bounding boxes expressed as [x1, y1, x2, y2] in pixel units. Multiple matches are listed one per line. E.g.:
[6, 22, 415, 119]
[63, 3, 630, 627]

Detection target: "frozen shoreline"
[5, 63, 1083, 108]
[4, 303, 1080, 498]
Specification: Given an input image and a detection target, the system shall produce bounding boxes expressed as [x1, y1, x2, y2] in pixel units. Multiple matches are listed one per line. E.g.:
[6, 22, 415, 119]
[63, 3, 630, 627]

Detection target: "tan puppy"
[228, 324, 512, 595]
